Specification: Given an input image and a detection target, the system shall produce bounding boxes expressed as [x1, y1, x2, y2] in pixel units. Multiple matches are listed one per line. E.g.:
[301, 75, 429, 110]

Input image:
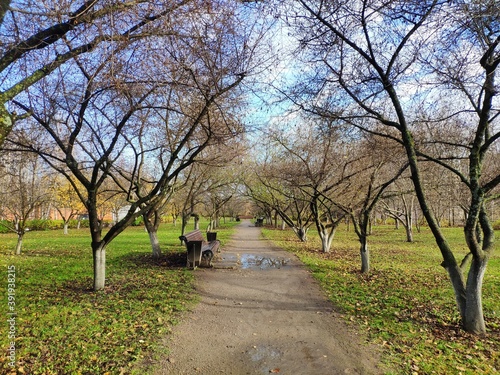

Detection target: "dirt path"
[151, 220, 383, 375]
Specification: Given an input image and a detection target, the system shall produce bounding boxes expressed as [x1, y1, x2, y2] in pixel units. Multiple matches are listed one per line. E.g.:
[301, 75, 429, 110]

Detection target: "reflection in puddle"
[248, 344, 282, 362]
[240, 254, 290, 269]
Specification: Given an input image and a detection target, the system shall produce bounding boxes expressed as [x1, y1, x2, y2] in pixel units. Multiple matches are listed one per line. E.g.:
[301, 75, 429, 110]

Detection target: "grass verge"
[262, 224, 500, 375]
[0, 220, 238, 374]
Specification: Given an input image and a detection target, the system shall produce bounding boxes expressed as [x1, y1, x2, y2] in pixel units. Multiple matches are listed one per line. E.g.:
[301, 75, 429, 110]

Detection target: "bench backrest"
[179, 229, 204, 244]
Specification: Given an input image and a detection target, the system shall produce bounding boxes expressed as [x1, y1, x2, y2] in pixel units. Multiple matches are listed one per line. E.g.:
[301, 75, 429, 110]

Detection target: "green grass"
[262, 224, 500, 375]
[0, 220, 239, 375]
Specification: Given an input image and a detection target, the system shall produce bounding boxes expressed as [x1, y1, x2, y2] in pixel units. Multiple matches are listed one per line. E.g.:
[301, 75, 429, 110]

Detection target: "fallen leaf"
[270, 368, 280, 373]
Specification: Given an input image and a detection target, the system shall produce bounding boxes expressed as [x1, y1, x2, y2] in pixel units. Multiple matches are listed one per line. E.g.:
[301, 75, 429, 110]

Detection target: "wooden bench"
[179, 229, 220, 269]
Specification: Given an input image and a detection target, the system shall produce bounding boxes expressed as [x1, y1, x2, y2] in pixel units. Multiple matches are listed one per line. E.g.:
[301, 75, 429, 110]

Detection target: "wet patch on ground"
[245, 344, 283, 374]
[240, 254, 291, 269]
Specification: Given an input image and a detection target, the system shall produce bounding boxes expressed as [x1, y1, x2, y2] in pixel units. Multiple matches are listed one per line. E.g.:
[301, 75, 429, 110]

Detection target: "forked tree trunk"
[400, 123, 492, 334]
[92, 242, 106, 291]
[318, 228, 335, 253]
[442, 257, 488, 334]
[319, 231, 334, 253]
[293, 227, 308, 242]
[464, 256, 488, 333]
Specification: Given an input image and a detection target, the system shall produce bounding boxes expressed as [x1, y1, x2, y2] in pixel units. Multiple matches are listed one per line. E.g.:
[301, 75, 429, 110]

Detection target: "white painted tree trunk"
[93, 244, 106, 291]
[15, 234, 23, 255]
[463, 257, 487, 334]
[319, 229, 334, 253]
[149, 230, 161, 258]
[360, 238, 370, 274]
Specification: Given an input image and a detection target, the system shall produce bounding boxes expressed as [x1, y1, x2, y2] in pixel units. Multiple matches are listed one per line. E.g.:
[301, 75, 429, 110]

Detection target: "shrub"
[68, 219, 90, 229]
[132, 216, 144, 226]
[27, 219, 62, 231]
[0, 220, 12, 234]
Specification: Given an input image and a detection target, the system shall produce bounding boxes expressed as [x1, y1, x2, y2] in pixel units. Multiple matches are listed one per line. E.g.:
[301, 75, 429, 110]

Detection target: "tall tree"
[6, 0, 261, 290]
[284, 0, 500, 334]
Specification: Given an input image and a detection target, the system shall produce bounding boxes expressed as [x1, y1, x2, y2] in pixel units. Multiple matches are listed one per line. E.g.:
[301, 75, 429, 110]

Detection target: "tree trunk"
[15, 233, 23, 255]
[463, 256, 488, 334]
[148, 230, 161, 258]
[360, 236, 370, 274]
[143, 209, 162, 258]
[92, 243, 106, 291]
[405, 224, 413, 242]
[319, 229, 334, 253]
[293, 227, 308, 242]
[63, 221, 69, 235]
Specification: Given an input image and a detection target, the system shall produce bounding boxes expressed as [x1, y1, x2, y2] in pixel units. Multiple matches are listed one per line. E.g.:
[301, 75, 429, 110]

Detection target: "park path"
[151, 220, 382, 375]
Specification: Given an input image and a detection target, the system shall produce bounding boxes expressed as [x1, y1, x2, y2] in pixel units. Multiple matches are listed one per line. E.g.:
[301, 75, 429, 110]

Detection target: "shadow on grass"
[117, 250, 187, 269]
[55, 251, 188, 299]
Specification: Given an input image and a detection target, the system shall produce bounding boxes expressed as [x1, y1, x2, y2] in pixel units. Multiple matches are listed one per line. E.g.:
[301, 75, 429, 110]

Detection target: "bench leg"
[201, 250, 214, 268]
[187, 244, 203, 269]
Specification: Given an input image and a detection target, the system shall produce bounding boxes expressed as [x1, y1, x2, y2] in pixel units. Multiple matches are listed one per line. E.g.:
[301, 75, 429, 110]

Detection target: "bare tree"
[260, 119, 349, 251]
[248, 154, 315, 242]
[283, 0, 500, 334]
[381, 178, 417, 242]
[6, 0, 261, 290]
[0, 152, 51, 254]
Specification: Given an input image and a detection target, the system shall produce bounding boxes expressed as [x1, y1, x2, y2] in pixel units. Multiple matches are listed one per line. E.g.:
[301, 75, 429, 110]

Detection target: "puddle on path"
[247, 344, 283, 362]
[240, 254, 291, 269]
[246, 344, 283, 374]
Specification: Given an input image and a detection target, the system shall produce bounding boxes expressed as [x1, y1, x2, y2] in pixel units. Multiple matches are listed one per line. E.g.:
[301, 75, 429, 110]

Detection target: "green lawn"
[0, 220, 239, 375]
[2, 221, 499, 374]
[262, 224, 500, 375]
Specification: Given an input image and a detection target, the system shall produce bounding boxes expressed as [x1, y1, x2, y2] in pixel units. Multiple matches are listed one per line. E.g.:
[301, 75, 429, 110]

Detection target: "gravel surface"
[148, 220, 383, 375]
